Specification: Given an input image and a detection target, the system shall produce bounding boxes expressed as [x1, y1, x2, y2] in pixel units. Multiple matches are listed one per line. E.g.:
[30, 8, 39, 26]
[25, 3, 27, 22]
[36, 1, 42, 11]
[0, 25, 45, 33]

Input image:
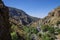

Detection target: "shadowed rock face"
[0, 0, 11, 40]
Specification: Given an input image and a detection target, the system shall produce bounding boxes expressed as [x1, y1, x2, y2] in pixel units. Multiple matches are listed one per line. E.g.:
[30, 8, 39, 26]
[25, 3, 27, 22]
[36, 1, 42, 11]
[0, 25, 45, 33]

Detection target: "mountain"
[29, 6, 60, 28]
[8, 6, 60, 40]
[9, 6, 60, 27]
[9, 7, 39, 26]
[41, 6, 60, 26]
[1, 0, 60, 40]
[8, 7, 40, 40]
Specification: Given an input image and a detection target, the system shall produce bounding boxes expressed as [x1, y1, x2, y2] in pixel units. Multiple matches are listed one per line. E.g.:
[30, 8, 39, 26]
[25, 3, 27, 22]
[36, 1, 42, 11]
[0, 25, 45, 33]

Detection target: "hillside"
[30, 6, 60, 27]
[41, 6, 60, 26]
[9, 7, 39, 26]
[10, 7, 60, 40]
[0, 0, 60, 40]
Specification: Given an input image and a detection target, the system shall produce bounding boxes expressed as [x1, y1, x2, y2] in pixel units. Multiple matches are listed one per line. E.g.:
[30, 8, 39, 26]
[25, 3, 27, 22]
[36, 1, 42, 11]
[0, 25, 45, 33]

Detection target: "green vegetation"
[11, 25, 18, 40]
[11, 24, 60, 40]
[11, 32, 18, 40]
[23, 26, 38, 34]
[56, 21, 60, 25]
[41, 25, 55, 33]
[41, 25, 49, 32]
[55, 27, 60, 34]
[22, 26, 38, 40]
[39, 25, 60, 40]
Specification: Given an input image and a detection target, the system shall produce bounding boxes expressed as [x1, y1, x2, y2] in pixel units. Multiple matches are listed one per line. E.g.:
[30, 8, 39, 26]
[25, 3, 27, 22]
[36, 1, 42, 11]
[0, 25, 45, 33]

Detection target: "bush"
[11, 32, 18, 40]
[23, 26, 38, 34]
[48, 27, 55, 33]
[41, 33, 51, 40]
[56, 21, 60, 25]
[41, 25, 50, 32]
[41, 33, 55, 40]
[56, 28, 60, 34]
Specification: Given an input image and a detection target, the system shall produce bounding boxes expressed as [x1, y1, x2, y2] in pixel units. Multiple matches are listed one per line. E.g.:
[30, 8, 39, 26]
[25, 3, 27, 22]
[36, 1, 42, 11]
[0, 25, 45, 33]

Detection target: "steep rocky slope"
[41, 6, 60, 26]
[9, 7, 39, 26]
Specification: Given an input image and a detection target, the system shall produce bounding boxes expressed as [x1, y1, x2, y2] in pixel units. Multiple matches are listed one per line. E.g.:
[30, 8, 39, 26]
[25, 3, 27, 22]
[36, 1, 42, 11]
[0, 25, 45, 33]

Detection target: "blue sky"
[3, 0, 60, 18]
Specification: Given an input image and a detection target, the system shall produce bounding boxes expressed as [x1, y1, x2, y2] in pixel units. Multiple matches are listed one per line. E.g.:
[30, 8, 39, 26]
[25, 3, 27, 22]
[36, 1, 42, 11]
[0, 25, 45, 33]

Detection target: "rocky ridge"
[9, 7, 39, 26]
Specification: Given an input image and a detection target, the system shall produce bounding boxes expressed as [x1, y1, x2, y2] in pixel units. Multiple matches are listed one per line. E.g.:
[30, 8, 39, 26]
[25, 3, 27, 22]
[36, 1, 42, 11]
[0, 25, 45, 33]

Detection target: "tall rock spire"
[0, 0, 11, 40]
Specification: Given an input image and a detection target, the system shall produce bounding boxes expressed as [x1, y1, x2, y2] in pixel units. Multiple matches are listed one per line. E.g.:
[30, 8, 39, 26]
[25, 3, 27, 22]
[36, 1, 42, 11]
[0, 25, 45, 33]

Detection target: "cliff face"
[0, 0, 11, 40]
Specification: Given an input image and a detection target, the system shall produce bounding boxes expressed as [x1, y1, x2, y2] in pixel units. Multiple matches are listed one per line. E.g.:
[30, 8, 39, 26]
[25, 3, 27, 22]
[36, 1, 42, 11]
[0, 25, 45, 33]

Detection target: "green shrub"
[56, 28, 60, 34]
[23, 26, 38, 34]
[56, 21, 60, 25]
[11, 32, 18, 40]
[41, 33, 55, 40]
[41, 33, 50, 40]
[23, 26, 30, 33]
[41, 25, 50, 32]
[48, 27, 55, 33]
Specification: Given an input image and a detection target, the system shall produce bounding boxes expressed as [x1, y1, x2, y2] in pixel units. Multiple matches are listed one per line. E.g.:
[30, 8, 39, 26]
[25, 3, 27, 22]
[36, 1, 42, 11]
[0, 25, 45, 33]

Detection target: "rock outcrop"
[0, 0, 11, 40]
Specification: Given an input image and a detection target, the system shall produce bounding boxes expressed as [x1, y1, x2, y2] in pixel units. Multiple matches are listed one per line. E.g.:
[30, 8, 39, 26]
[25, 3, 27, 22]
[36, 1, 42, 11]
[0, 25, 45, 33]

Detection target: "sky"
[3, 0, 60, 18]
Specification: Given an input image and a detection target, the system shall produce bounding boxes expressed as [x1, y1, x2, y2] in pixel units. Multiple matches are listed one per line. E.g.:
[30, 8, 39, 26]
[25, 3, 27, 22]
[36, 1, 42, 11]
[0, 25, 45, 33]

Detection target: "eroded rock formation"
[0, 0, 11, 40]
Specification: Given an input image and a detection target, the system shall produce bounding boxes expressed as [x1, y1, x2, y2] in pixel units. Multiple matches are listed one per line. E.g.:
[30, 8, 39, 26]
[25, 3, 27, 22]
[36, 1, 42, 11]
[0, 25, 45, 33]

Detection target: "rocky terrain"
[41, 6, 60, 27]
[9, 7, 39, 26]
[0, 0, 60, 40]
[25, 7, 60, 40]
[10, 6, 60, 40]
[30, 6, 60, 28]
